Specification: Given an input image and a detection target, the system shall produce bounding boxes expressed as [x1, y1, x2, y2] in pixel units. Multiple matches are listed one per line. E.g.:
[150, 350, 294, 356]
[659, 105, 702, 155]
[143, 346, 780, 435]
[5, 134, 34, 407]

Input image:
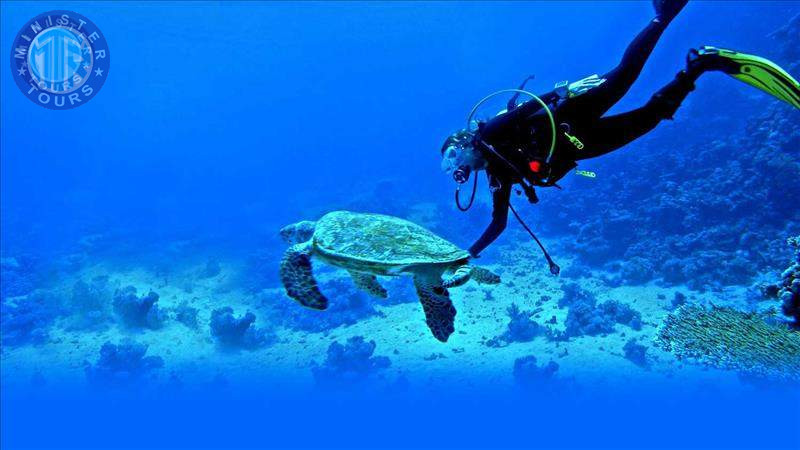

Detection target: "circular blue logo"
[10, 11, 110, 110]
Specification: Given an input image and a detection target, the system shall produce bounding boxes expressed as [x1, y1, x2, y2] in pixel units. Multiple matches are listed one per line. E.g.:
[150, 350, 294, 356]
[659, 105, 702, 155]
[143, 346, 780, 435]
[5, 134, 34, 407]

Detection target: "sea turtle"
[279, 211, 501, 342]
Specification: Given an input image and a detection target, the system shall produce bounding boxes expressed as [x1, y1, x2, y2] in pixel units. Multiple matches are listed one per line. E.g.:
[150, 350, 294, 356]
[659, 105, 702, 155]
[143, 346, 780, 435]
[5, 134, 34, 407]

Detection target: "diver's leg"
[565, 21, 668, 119]
[573, 109, 660, 160]
[575, 72, 695, 160]
[563, 1, 687, 119]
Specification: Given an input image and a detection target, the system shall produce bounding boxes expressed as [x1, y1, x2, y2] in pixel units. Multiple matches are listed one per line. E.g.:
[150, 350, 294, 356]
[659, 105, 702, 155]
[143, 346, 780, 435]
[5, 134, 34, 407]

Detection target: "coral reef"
[0, 289, 59, 346]
[622, 338, 649, 369]
[487, 303, 547, 347]
[656, 305, 800, 381]
[558, 283, 642, 338]
[66, 275, 112, 330]
[112, 286, 165, 329]
[557, 282, 595, 308]
[512, 355, 560, 387]
[564, 301, 612, 337]
[173, 301, 199, 329]
[619, 257, 655, 285]
[311, 336, 391, 385]
[598, 300, 643, 330]
[777, 236, 799, 328]
[210, 307, 274, 349]
[671, 291, 687, 310]
[761, 236, 800, 327]
[0, 256, 38, 300]
[503, 303, 546, 342]
[85, 340, 164, 387]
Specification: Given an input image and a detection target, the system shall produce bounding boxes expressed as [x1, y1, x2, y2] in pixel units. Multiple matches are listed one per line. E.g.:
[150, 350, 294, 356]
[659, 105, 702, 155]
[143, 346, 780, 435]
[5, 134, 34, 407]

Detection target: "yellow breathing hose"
[466, 88, 557, 163]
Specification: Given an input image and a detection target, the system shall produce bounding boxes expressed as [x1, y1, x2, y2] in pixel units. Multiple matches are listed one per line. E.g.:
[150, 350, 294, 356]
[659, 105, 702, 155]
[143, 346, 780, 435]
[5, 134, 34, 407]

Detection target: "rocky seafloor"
[1, 227, 798, 396]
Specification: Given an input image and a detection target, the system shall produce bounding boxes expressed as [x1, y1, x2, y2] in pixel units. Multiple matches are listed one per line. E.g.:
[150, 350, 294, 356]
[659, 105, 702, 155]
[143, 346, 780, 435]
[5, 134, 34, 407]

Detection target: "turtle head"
[442, 264, 501, 288]
[280, 221, 316, 245]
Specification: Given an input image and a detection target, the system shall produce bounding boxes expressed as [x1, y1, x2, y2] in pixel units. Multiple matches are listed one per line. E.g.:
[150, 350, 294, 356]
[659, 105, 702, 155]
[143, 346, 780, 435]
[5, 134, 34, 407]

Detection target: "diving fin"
[690, 46, 800, 109]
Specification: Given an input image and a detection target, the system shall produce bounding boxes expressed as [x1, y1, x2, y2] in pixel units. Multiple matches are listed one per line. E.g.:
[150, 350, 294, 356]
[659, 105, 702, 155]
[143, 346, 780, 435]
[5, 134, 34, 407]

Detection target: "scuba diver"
[440, 0, 800, 274]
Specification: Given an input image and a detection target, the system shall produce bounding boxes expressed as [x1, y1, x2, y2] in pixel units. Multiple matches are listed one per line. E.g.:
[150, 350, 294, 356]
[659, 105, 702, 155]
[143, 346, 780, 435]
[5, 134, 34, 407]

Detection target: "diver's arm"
[468, 181, 511, 257]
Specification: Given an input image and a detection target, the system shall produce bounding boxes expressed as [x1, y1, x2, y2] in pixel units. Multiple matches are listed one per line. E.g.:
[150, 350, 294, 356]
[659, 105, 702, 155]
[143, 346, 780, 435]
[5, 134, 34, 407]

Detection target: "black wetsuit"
[469, 17, 697, 257]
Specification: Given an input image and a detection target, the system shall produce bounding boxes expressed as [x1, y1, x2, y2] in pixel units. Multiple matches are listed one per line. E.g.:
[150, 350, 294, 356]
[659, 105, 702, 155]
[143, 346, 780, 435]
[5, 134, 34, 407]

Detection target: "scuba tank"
[474, 74, 604, 188]
[455, 74, 606, 274]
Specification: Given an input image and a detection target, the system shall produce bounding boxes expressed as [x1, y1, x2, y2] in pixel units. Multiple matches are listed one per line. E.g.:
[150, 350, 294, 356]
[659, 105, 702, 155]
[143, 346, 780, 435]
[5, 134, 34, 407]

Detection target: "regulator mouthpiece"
[453, 166, 471, 184]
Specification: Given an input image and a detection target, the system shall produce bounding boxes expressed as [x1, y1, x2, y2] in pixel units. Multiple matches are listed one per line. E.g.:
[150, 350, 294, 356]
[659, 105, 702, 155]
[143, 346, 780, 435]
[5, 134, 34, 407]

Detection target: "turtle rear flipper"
[280, 243, 328, 310]
[413, 274, 456, 342]
[347, 270, 388, 298]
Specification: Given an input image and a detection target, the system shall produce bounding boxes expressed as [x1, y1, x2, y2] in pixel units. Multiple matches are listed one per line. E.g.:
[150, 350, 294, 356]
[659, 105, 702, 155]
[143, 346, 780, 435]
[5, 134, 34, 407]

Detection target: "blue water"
[2, 2, 799, 449]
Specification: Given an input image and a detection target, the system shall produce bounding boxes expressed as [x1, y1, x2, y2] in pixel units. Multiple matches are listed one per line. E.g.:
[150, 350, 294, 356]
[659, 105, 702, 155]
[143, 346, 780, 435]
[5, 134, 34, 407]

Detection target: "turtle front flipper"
[413, 274, 456, 342]
[347, 270, 388, 298]
[280, 243, 328, 310]
[470, 266, 501, 285]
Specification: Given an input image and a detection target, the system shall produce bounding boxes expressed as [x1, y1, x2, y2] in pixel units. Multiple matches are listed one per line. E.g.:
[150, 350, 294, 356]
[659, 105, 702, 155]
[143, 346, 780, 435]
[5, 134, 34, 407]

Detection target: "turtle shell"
[313, 211, 469, 267]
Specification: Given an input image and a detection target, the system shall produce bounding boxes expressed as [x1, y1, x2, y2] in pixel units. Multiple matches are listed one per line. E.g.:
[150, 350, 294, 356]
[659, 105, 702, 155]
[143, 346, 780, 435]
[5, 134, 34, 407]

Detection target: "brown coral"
[656, 305, 800, 381]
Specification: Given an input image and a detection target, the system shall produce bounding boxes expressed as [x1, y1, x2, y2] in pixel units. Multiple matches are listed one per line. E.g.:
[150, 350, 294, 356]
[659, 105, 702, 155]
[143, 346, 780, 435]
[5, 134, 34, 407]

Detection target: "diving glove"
[689, 46, 800, 109]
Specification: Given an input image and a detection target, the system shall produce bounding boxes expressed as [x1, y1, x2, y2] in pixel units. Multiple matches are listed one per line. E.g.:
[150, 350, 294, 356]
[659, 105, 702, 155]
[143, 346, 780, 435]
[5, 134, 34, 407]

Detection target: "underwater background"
[2, 1, 799, 449]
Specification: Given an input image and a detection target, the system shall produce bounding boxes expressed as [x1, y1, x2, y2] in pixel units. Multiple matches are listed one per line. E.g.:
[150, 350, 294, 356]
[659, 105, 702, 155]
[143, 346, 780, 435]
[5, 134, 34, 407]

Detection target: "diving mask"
[441, 143, 475, 184]
[440, 130, 478, 182]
